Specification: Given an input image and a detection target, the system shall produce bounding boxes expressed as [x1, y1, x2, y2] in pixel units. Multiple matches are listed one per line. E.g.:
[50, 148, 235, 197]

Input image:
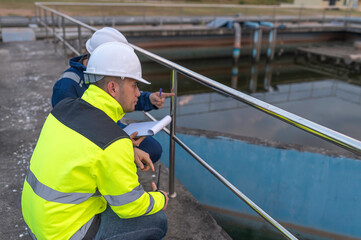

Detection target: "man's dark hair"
[92, 76, 124, 91]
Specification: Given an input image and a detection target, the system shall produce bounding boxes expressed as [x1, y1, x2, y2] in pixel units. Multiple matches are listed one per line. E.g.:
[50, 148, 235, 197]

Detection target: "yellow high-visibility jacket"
[21, 85, 165, 240]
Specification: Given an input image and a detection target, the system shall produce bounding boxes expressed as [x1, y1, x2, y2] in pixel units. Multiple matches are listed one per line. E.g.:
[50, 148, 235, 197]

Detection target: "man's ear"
[107, 81, 117, 98]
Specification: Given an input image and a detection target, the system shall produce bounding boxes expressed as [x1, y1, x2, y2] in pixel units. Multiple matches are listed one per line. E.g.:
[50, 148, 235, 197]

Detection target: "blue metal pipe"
[245, 21, 261, 62]
[260, 21, 274, 28]
[232, 22, 241, 60]
[245, 21, 259, 29]
[260, 21, 276, 62]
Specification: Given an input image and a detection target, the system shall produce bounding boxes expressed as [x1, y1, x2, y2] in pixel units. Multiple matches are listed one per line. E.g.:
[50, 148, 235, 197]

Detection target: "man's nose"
[136, 87, 140, 97]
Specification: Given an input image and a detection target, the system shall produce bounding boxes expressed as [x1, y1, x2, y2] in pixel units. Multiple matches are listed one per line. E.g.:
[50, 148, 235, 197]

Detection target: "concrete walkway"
[0, 40, 231, 240]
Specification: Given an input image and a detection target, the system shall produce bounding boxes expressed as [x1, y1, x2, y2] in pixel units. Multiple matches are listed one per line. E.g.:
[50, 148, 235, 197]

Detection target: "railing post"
[41, 6, 44, 26]
[232, 22, 241, 89]
[57, 8, 61, 29]
[180, 7, 183, 29]
[62, 16, 67, 65]
[112, 16, 115, 28]
[51, 12, 57, 53]
[298, 4, 304, 25]
[272, 6, 276, 23]
[142, 6, 147, 28]
[44, 9, 49, 41]
[34, 5, 38, 25]
[345, 7, 352, 28]
[169, 69, 177, 198]
[77, 25, 82, 55]
[51, 12, 55, 36]
[102, 6, 105, 26]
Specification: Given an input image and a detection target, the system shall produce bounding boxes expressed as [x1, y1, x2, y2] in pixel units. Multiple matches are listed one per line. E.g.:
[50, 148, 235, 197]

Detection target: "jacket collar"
[69, 55, 86, 71]
[81, 85, 125, 123]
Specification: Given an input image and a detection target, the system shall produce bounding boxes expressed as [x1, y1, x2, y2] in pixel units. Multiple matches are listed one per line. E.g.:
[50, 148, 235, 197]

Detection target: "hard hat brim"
[138, 78, 151, 85]
[83, 72, 151, 85]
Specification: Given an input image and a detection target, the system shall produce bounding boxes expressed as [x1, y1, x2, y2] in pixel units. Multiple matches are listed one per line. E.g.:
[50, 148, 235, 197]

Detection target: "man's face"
[115, 78, 140, 113]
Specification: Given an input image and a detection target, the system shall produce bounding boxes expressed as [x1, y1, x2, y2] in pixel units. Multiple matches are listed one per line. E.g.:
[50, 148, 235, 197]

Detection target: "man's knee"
[152, 211, 168, 238]
[148, 139, 162, 163]
[139, 137, 163, 163]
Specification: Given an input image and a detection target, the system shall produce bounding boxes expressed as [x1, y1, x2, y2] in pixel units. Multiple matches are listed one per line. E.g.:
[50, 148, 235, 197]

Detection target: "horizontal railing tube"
[37, 17, 80, 56]
[35, 3, 97, 32]
[36, 2, 350, 10]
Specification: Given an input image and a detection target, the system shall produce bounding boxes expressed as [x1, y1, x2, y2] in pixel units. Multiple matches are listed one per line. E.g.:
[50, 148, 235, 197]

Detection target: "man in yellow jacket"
[21, 42, 168, 240]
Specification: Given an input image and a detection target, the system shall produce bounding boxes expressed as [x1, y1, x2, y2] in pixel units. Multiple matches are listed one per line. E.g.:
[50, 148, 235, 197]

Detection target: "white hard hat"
[86, 27, 128, 54]
[84, 42, 150, 85]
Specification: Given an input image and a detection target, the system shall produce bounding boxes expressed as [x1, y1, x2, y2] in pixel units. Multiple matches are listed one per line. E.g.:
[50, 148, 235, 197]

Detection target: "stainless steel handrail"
[37, 1, 353, 10]
[35, 1, 359, 35]
[34, 3, 361, 240]
[35, 3, 97, 31]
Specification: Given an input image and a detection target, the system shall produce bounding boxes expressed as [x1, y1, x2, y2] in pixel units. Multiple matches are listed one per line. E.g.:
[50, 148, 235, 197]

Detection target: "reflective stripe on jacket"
[22, 85, 165, 240]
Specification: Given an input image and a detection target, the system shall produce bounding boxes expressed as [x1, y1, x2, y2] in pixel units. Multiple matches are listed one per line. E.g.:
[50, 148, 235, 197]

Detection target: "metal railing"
[34, 2, 361, 240]
[35, 1, 361, 28]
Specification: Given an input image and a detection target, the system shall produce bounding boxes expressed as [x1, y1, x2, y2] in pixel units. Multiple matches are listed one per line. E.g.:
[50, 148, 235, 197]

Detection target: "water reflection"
[249, 64, 258, 93]
[263, 64, 272, 92]
[130, 57, 361, 154]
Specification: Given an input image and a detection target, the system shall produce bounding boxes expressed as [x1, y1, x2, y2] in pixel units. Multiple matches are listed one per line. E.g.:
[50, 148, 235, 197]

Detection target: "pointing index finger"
[160, 92, 175, 98]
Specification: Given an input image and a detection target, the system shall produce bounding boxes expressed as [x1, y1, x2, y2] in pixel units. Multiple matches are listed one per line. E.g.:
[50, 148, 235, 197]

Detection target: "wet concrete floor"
[0, 40, 231, 240]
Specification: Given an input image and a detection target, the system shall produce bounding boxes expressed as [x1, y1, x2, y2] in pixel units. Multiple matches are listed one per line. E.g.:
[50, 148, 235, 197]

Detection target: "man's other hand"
[134, 147, 154, 172]
[149, 91, 175, 109]
[152, 182, 169, 210]
[129, 131, 146, 147]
